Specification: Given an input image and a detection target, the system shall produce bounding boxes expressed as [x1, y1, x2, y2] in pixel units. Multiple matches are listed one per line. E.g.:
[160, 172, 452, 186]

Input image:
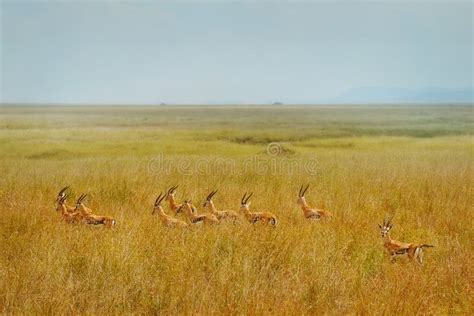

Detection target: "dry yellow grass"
[0, 105, 472, 314]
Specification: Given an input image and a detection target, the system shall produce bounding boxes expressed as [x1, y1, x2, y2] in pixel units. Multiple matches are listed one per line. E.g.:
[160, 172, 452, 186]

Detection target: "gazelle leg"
[415, 248, 423, 264]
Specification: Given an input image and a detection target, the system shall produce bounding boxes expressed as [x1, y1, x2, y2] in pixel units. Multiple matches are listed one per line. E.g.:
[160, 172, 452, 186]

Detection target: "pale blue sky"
[1, 1, 472, 104]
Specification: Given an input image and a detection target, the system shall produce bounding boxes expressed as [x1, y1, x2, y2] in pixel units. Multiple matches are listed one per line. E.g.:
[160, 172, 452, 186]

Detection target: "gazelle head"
[75, 194, 88, 211]
[56, 193, 69, 212]
[203, 190, 217, 207]
[166, 185, 179, 201]
[379, 214, 394, 237]
[56, 186, 70, 203]
[152, 192, 166, 215]
[240, 192, 253, 212]
[297, 184, 309, 206]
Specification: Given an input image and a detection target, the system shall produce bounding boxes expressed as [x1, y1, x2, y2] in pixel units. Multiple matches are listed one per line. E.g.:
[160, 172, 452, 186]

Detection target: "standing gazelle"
[297, 184, 332, 220]
[75, 194, 116, 228]
[379, 215, 434, 264]
[240, 192, 277, 226]
[203, 190, 239, 222]
[152, 192, 188, 228]
[178, 200, 219, 225]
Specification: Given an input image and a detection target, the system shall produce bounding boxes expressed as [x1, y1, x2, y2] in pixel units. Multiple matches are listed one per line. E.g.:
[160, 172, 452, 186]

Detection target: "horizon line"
[1, 102, 473, 107]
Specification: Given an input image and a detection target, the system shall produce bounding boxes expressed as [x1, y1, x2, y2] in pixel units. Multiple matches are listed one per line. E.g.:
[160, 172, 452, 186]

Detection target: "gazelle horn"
[241, 193, 247, 204]
[209, 190, 218, 200]
[155, 192, 163, 206]
[302, 184, 310, 196]
[58, 186, 69, 198]
[244, 192, 253, 204]
[158, 192, 166, 204]
[78, 194, 88, 204]
[168, 185, 179, 194]
[60, 193, 69, 203]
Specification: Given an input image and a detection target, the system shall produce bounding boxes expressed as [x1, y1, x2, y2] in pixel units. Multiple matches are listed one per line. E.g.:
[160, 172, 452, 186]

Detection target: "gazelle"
[178, 200, 219, 225]
[165, 185, 185, 214]
[297, 184, 332, 220]
[240, 192, 277, 226]
[75, 194, 116, 228]
[56, 186, 76, 213]
[152, 192, 188, 228]
[379, 215, 434, 264]
[57, 193, 82, 224]
[203, 190, 239, 222]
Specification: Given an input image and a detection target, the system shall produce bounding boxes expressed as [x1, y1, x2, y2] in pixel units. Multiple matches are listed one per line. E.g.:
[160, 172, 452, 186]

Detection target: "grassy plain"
[0, 105, 472, 314]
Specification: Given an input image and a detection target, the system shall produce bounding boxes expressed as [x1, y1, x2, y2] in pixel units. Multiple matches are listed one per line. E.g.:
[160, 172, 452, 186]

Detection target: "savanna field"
[0, 105, 472, 314]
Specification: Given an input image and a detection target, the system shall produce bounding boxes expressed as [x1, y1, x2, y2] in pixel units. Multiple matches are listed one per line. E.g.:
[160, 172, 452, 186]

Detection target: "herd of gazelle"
[55, 184, 434, 263]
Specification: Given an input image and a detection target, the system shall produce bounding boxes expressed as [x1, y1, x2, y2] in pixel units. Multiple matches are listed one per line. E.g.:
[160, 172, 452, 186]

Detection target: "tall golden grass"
[0, 106, 472, 314]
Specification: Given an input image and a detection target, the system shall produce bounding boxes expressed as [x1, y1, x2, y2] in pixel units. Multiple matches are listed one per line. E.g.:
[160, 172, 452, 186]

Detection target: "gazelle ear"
[247, 201, 251, 206]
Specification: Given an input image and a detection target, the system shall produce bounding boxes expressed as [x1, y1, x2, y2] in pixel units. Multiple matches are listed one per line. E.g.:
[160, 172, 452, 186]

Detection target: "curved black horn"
[241, 192, 247, 204]
[299, 185, 303, 197]
[58, 186, 69, 197]
[168, 185, 179, 194]
[78, 194, 88, 204]
[76, 194, 84, 204]
[158, 192, 166, 204]
[302, 184, 310, 196]
[244, 192, 253, 204]
[59, 193, 69, 203]
[155, 192, 163, 206]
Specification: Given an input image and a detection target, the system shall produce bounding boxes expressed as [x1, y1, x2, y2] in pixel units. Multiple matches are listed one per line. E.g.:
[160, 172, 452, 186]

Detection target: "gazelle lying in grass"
[56, 186, 76, 214]
[379, 215, 434, 264]
[203, 190, 239, 222]
[166, 185, 185, 214]
[178, 200, 219, 225]
[56, 193, 82, 224]
[75, 194, 116, 228]
[297, 184, 332, 220]
[240, 192, 277, 226]
[152, 192, 188, 228]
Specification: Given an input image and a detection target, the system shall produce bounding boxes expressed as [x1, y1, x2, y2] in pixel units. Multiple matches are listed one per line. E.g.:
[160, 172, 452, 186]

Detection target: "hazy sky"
[1, 1, 472, 104]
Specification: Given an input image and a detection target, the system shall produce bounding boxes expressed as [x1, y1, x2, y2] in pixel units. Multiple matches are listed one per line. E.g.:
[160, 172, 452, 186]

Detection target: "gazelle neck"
[154, 207, 166, 217]
[58, 203, 68, 215]
[299, 197, 310, 209]
[383, 233, 392, 244]
[77, 204, 89, 216]
[241, 205, 251, 216]
[207, 200, 218, 214]
[168, 195, 178, 208]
